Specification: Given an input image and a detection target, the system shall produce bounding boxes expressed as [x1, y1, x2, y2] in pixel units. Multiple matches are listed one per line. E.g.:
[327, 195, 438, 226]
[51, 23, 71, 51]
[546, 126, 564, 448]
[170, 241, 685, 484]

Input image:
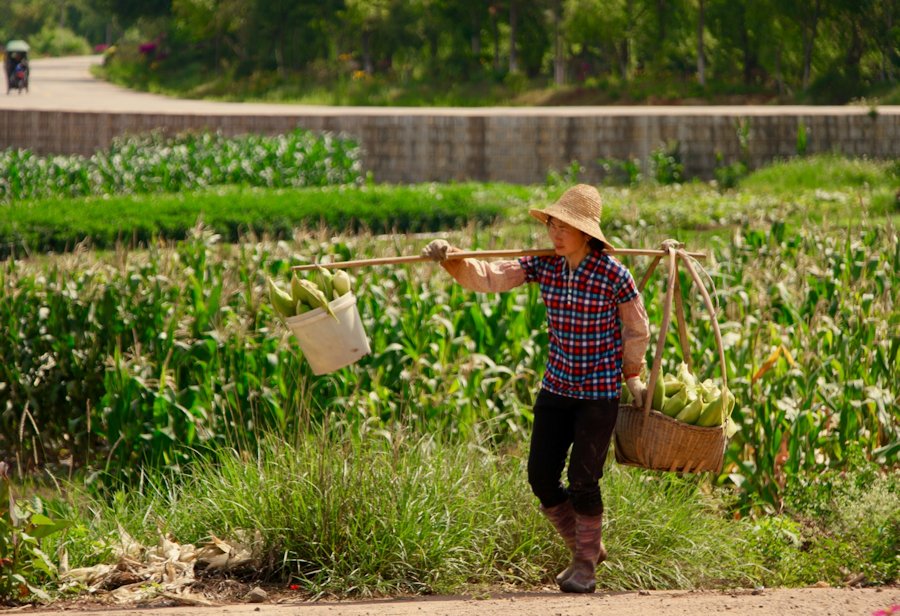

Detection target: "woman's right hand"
[422, 239, 453, 262]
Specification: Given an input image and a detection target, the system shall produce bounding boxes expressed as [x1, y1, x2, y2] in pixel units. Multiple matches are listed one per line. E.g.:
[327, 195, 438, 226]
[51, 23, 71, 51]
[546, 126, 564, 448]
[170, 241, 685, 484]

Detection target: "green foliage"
[546, 160, 584, 187]
[0, 462, 70, 602]
[66, 432, 761, 595]
[2, 213, 896, 516]
[592, 142, 691, 187]
[796, 122, 809, 157]
[750, 458, 899, 586]
[0, 157, 897, 596]
[597, 156, 643, 186]
[780, 446, 899, 584]
[709, 223, 898, 513]
[649, 141, 684, 185]
[0, 129, 361, 202]
[740, 154, 894, 194]
[0, 155, 896, 512]
[0, 184, 506, 258]
[713, 153, 748, 190]
[6, 0, 900, 106]
[30, 26, 91, 56]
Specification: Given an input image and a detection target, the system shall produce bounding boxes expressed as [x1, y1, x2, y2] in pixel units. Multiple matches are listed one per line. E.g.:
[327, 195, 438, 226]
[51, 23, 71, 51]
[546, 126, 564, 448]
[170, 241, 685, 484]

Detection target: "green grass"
[46, 429, 762, 597]
[739, 154, 896, 194]
[36, 429, 897, 599]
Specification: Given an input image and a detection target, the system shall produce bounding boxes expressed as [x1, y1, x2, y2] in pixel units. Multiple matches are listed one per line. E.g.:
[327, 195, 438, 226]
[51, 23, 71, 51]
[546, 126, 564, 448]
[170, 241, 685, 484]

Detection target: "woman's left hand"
[625, 377, 646, 407]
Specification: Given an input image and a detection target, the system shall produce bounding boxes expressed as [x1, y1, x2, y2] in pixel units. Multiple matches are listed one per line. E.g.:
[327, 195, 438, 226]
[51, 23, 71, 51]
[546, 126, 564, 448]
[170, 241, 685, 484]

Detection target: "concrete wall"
[0, 109, 897, 184]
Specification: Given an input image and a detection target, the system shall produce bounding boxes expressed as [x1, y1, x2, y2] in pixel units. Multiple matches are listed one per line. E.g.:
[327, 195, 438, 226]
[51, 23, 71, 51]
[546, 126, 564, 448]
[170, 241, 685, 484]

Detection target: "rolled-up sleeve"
[441, 257, 526, 293]
[619, 296, 651, 379]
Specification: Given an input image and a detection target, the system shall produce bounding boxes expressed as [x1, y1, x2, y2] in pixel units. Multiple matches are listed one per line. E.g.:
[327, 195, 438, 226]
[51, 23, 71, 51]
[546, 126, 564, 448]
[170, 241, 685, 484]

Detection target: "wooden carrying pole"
[292, 247, 707, 271]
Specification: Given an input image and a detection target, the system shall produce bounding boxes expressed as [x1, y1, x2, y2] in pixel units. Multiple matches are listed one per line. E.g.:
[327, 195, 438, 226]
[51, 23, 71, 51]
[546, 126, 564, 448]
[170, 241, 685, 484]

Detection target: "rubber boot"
[558, 513, 607, 594]
[540, 501, 577, 585]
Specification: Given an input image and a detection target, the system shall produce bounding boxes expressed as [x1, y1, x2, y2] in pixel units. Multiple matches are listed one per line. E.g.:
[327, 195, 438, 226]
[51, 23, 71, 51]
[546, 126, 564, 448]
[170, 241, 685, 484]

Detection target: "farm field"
[0, 138, 897, 608]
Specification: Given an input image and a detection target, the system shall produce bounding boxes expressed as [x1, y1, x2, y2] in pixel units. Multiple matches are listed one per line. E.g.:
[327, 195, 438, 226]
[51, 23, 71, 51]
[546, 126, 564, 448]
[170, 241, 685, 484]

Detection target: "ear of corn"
[676, 362, 697, 389]
[332, 270, 352, 298]
[647, 362, 737, 430]
[662, 386, 690, 417]
[674, 395, 703, 423]
[297, 278, 337, 319]
[621, 382, 633, 404]
[291, 274, 315, 306]
[696, 388, 735, 427]
[651, 375, 666, 411]
[664, 375, 684, 395]
[267, 277, 296, 318]
[315, 266, 334, 300]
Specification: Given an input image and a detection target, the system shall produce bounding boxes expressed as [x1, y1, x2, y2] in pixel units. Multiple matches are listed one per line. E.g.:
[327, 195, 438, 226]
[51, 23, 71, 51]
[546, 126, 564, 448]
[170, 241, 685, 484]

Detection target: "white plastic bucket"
[285, 293, 370, 375]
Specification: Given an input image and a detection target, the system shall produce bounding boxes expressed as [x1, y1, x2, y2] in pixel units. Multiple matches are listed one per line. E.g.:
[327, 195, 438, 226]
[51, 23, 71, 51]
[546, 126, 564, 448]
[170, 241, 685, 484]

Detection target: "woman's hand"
[422, 239, 453, 262]
[625, 376, 646, 407]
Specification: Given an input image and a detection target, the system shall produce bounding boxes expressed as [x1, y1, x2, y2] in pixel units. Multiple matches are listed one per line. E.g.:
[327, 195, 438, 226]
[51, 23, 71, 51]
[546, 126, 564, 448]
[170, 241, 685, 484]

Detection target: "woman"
[422, 184, 650, 593]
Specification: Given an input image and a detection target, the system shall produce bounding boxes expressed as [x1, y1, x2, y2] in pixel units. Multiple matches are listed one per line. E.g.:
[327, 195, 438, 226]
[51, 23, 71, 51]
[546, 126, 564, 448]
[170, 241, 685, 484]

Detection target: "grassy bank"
[28, 429, 897, 600]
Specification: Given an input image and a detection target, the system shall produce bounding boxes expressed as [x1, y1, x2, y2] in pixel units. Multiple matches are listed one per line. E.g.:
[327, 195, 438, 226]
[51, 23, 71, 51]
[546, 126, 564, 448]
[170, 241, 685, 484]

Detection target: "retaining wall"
[0, 108, 897, 183]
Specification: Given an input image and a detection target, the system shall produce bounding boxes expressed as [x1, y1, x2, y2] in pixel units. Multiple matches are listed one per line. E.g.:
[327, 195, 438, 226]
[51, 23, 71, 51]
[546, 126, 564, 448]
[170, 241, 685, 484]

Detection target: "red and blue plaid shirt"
[519, 250, 639, 400]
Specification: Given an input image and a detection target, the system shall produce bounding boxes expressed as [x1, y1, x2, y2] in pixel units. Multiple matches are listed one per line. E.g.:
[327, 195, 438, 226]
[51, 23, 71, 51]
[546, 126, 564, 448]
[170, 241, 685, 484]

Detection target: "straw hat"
[529, 184, 613, 249]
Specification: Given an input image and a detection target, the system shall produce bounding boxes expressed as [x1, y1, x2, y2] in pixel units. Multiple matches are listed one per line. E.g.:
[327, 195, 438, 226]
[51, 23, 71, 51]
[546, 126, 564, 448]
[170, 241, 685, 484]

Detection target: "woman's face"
[546, 216, 590, 258]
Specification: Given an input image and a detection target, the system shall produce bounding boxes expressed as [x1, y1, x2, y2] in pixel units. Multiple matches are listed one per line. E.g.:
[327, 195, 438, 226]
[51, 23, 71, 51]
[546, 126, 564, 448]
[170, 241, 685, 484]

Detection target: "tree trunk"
[275, 31, 286, 77]
[656, 0, 668, 48]
[362, 30, 373, 74]
[801, 0, 822, 90]
[696, 0, 705, 85]
[882, 0, 895, 82]
[554, 0, 564, 85]
[775, 43, 784, 95]
[491, 7, 500, 70]
[621, 0, 635, 81]
[471, 11, 482, 57]
[509, 0, 518, 73]
[739, 4, 754, 85]
[845, 16, 863, 81]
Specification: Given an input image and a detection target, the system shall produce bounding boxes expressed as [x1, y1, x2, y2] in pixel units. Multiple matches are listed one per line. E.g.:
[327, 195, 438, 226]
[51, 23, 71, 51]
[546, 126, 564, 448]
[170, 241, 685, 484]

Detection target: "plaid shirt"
[519, 250, 639, 400]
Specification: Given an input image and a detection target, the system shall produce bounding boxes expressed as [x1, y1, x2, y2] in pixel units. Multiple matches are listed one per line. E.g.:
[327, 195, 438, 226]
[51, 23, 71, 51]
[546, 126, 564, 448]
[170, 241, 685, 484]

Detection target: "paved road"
[3, 55, 896, 117]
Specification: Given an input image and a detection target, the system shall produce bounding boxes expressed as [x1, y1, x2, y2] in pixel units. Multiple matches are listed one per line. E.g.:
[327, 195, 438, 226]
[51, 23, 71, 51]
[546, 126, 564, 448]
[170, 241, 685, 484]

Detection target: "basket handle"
[637, 244, 678, 463]
[637, 241, 728, 451]
[679, 254, 728, 393]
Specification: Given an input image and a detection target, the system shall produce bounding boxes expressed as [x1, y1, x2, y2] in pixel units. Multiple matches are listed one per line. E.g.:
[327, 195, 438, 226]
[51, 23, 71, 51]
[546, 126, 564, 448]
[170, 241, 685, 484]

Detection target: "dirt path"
[2, 56, 895, 117]
[21, 587, 900, 616]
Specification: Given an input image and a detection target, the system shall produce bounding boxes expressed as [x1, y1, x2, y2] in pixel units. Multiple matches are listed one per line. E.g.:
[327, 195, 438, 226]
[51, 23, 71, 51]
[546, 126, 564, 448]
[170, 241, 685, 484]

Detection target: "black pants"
[527, 389, 619, 517]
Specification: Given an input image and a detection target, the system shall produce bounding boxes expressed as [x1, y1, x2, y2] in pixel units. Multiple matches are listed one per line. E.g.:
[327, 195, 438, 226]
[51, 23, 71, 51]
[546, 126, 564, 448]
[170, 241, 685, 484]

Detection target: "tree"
[696, 0, 705, 85]
[552, 0, 564, 84]
[707, 0, 777, 87]
[564, 0, 647, 81]
[99, 0, 172, 27]
[787, 0, 827, 89]
[172, 0, 248, 70]
[247, 0, 343, 75]
[509, 0, 518, 72]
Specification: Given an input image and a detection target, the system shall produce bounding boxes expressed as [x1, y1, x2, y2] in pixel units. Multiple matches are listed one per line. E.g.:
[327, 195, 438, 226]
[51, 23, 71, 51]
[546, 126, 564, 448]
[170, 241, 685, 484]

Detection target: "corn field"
[0, 129, 361, 202]
[1, 214, 896, 512]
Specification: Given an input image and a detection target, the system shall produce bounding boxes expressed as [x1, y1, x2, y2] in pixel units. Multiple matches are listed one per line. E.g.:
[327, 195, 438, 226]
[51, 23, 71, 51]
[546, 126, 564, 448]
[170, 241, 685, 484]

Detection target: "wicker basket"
[613, 241, 728, 474]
